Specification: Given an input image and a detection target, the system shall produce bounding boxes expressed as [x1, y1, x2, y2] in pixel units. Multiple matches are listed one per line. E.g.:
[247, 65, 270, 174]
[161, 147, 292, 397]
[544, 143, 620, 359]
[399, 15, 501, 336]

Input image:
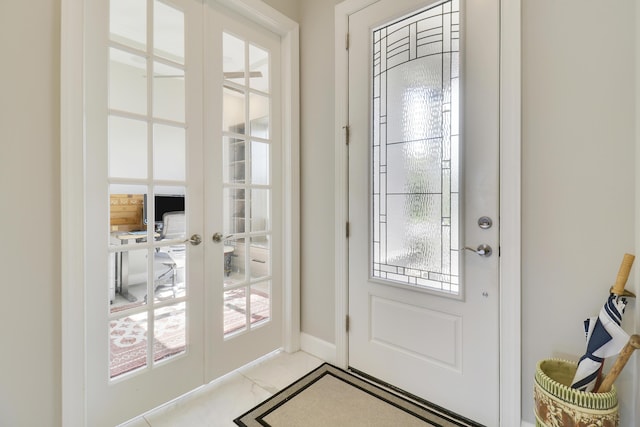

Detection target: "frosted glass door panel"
[372, 0, 460, 294]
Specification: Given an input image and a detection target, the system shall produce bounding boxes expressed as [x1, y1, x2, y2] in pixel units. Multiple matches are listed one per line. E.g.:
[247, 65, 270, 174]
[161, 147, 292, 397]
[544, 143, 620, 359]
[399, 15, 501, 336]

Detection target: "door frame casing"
[333, 0, 521, 425]
[61, 1, 299, 425]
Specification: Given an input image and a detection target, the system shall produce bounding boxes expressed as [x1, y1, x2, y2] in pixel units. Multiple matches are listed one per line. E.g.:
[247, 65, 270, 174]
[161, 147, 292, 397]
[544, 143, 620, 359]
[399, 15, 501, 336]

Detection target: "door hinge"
[346, 315, 350, 332]
[346, 221, 350, 238]
[346, 33, 350, 50]
[343, 125, 350, 145]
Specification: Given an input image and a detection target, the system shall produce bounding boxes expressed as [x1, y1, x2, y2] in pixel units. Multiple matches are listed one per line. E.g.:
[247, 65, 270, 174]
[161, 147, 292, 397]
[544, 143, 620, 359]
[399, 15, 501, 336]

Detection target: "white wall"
[0, 1, 61, 425]
[263, 0, 299, 21]
[522, 1, 636, 423]
[297, 0, 342, 345]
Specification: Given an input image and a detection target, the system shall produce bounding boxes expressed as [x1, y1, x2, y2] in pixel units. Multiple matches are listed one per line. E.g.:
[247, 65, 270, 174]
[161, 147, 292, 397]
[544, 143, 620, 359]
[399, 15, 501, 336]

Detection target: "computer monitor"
[143, 194, 185, 227]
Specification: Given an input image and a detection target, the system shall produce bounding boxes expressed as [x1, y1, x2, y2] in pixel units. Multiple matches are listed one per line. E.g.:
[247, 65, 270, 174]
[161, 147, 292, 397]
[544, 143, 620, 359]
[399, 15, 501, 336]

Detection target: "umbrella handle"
[611, 253, 635, 295]
[597, 334, 640, 393]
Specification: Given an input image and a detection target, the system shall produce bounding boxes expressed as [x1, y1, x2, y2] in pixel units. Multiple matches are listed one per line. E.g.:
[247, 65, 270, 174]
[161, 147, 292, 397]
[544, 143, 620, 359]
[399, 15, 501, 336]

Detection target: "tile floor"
[118, 350, 325, 427]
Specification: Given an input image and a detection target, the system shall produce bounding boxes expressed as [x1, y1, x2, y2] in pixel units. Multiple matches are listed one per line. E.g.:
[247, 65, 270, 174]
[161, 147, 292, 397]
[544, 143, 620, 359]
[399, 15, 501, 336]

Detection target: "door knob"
[212, 232, 232, 243]
[185, 234, 202, 246]
[464, 244, 492, 257]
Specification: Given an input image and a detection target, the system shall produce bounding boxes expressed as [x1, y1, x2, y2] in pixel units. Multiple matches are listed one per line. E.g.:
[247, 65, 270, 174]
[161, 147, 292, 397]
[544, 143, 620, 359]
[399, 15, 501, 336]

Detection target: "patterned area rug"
[110, 289, 271, 377]
[223, 288, 270, 335]
[109, 307, 186, 378]
[235, 364, 483, 427]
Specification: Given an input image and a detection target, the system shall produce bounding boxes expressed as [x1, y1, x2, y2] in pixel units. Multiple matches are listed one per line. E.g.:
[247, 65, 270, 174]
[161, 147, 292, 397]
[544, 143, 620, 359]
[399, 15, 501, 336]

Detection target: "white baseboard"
[521, 421, 535, 427]
[300, 332, 337, 364]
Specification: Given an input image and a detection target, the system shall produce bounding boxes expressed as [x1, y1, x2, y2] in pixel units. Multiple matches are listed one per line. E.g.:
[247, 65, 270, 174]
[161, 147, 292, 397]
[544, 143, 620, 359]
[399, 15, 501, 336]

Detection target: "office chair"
[159, 211, 186, 240]
[150, 211, 186, 301]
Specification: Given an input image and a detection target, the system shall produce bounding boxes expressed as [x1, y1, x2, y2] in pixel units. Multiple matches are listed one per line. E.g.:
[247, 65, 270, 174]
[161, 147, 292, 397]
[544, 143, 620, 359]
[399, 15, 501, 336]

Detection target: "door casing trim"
[333, 0, 521, 425]
[61, 1, 299, 425]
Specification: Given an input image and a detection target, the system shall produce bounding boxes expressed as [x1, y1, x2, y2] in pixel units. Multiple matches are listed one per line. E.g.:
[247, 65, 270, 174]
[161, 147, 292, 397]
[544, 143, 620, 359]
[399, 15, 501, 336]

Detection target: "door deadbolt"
[478, 216, 493, 230]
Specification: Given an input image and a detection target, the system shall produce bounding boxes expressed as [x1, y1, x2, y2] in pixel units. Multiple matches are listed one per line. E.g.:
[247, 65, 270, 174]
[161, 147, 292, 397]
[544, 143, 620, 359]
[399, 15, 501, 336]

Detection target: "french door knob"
[464, 244, 492, 257]
[186, 234, 202, 246]
[212, 232, 232, 243]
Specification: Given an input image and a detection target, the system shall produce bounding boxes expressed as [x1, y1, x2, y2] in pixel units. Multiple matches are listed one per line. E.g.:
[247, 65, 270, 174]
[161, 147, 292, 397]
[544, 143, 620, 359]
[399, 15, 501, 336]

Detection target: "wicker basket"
[534, 359, 619, 427]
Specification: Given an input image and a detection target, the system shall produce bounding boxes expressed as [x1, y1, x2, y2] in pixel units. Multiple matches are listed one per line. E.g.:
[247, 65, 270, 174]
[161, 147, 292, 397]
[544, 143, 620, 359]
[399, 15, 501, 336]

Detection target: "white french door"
[347, 0, 500, 425]
[204, 0, 283, 381]
[84, 1, 283, 425]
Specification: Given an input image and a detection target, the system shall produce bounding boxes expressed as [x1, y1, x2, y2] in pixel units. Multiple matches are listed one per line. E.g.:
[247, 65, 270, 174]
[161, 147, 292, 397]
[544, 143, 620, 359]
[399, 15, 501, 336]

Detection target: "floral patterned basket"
[534, 359, 618, 427]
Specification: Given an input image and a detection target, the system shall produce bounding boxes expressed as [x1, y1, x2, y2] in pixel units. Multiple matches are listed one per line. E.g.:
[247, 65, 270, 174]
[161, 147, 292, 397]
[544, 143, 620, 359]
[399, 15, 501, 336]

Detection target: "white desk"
[113, 232, 157, 303]
[113, 235, 235, 302]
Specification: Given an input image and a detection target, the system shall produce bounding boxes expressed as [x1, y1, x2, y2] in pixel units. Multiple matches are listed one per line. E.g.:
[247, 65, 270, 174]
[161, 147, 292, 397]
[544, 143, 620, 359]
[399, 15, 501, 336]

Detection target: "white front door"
[348, 0, 500, 425]
[85, 1, 283, 425]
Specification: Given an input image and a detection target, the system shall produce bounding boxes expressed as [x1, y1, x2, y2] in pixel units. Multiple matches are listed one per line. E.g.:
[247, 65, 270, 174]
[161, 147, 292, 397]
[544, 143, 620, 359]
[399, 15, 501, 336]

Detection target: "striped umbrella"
[570, 254, 634, 392]
[570, 294, 629, 391]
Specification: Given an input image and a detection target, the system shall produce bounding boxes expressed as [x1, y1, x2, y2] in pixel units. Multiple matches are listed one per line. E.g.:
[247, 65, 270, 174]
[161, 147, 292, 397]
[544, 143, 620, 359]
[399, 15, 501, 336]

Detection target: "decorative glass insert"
[371, 0, 460, 294]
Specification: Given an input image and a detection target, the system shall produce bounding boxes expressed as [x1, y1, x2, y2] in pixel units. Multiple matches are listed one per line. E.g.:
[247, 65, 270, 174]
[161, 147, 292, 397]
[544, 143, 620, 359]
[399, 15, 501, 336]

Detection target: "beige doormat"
[234, 363, 483, 427]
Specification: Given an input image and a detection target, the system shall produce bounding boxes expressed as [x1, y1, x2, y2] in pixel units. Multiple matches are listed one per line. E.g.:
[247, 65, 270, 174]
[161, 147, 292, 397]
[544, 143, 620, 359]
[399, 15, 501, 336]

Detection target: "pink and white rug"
[109, 307, 186, 378]
[109, 289, 270, 378]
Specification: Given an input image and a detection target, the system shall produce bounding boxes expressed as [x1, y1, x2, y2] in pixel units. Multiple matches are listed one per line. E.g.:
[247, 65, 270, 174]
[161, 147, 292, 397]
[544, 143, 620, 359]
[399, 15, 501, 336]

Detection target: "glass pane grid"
[221, 31, 272, 339]
[223, 281, 271, 337]
[108, 0, 188, 379]
[371, 0, 460, 295]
